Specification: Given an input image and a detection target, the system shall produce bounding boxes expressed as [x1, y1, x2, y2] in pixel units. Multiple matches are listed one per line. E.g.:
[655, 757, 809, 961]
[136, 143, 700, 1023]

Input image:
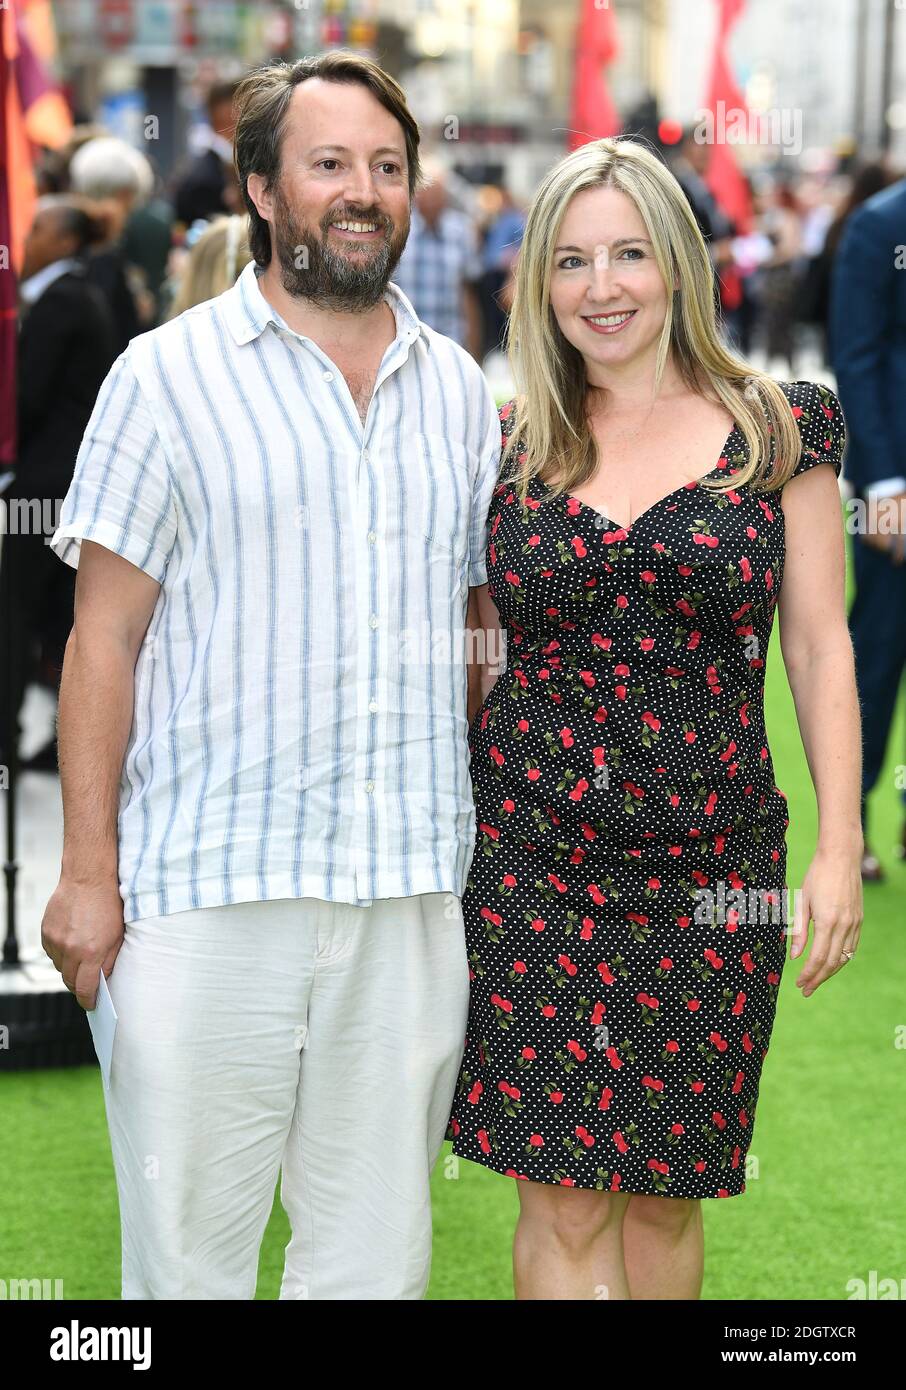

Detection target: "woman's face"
[548, 185, 672, 379]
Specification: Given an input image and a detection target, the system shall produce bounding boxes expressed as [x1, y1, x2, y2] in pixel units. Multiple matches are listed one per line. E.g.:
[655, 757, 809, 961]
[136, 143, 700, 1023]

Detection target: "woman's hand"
[789, 847, 863, 997]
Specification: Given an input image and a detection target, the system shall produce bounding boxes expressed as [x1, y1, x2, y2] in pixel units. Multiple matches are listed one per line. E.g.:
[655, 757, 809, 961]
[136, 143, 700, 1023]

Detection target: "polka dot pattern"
[446, 380, 845, 1198]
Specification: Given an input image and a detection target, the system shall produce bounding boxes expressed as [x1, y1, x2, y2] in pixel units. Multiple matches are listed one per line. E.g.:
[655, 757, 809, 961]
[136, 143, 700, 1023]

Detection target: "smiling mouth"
[329, 219, 384, 239]
[583, 310, 638, 334]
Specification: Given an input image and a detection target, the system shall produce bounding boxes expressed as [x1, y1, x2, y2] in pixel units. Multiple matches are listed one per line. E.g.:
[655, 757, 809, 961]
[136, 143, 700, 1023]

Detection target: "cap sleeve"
[49, 350, 177, 582]
[786, 380, 846, 480]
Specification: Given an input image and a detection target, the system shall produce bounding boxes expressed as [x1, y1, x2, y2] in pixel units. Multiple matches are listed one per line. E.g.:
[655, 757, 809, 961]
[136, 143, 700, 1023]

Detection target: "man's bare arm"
[41, 539, 161, 1009]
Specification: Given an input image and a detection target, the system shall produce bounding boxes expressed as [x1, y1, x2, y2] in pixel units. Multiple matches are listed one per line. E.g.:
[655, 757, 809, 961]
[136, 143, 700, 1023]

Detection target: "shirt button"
[364, 780, 375, 793]
[367, 531, 377, 544]
[368, 614, 379, 629]
[322, 370, 334, 381]
[368, 700, 378, 713]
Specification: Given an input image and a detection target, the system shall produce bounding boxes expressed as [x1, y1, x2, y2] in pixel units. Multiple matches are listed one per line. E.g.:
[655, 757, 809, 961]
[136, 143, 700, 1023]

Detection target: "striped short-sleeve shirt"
[50, 260, 503, 923]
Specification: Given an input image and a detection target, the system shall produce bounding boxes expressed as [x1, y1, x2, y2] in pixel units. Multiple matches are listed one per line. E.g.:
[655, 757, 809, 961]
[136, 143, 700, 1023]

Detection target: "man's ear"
[246, 172, 273, 223]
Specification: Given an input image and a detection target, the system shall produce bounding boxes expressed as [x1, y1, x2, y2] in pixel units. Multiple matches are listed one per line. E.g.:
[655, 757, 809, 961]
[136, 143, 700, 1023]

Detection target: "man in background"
[829, 174, 906, 880]
[390, 156, 483, 358]
[478, 183, 525, 359]
[0, 197, 115, 771]
[173, 79, 242, 226]
[670, 127, 740, 342]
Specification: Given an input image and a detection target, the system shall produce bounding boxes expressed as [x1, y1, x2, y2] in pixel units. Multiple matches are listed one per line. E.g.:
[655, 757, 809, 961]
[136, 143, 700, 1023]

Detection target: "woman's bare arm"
[776, 465, 863, 995]
[466, 582, 505, 725]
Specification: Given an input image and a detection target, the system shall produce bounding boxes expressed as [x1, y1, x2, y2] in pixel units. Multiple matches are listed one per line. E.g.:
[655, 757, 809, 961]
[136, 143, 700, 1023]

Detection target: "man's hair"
[233, 51, 422, 267]
[206, 79, 242, 120]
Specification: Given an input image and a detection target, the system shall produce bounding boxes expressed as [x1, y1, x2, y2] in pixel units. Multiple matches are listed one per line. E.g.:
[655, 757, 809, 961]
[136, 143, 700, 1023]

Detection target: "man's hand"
[861, 489, 906, 563]
[41, 876, 126, 1011]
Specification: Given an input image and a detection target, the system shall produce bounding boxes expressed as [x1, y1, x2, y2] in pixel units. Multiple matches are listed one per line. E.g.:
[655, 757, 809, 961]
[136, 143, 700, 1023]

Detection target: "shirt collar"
[20, 257, 79, 305]
[222, 259, 431, 351]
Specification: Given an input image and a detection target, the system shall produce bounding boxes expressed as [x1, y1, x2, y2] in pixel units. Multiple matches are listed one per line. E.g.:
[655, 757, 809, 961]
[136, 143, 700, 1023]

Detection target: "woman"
[446, 138, 863, 1300]
[165, 213, 252, 318]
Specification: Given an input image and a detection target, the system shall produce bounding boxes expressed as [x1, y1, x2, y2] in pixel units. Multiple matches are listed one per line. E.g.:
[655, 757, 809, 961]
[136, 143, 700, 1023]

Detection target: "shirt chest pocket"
[403, 431, 475, 585]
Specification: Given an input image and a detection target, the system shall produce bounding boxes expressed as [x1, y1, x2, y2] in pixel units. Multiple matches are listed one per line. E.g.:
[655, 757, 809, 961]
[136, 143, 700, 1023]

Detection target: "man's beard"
[271, 184, 409, 312]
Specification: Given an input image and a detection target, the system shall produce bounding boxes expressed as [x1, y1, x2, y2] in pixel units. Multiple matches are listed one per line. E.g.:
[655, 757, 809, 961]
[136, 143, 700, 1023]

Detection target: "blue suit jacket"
[828, 177, 906, 494]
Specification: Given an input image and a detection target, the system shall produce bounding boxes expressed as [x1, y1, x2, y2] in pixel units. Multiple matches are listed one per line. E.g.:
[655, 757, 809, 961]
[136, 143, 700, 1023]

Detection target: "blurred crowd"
[3, 86, 904, 776]
[19, 95, 904, 384]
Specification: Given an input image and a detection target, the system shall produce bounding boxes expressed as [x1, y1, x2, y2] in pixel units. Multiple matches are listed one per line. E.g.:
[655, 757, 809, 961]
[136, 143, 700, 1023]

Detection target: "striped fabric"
[50, 260, 503, 923]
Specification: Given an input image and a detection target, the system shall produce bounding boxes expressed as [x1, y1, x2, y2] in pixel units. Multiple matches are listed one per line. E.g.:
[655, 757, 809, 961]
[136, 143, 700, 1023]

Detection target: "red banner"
[568, 0, 622, 151]
[703, 0, 753, 235]
[0, 0, 72, 463]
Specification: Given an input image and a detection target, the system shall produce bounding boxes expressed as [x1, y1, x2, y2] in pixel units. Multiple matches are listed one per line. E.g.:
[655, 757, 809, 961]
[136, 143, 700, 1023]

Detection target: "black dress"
[446, 380, 846, 1198]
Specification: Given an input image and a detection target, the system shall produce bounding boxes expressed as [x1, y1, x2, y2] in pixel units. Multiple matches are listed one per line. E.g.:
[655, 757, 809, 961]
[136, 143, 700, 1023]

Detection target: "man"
[172, 79, 242, 226]
[670, 127, 734, 252]
[478, 183, 525, 358]
[670, 128, 740, 342]
[43, 52, 502, 1300]
[829, 175, 906, 880]
[0, 196, 115, 770]
[390, 156, 484, 357]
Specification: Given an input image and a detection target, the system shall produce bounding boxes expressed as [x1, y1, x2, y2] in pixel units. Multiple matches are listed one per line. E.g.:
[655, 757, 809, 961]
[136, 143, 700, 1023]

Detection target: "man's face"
[249, 78, 412, 312]
[683, 137, 710, 177]
[210, 98, 237, 142]
[415, 177, 446, 222]
[22, 205, 72, 281]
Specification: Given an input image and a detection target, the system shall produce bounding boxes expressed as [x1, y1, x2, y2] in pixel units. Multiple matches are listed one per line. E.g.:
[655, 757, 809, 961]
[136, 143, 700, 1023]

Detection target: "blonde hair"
[168, 215, 251, 317]
[500, 137, 801, 501]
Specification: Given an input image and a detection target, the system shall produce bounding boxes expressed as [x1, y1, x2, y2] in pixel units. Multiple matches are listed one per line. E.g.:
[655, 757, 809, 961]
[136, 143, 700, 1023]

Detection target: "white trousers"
[102, 893, 470, 1300]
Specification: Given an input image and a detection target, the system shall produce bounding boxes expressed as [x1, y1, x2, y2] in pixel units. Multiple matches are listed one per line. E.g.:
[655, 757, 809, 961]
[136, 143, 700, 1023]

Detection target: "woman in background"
[165, 213, 252, 318]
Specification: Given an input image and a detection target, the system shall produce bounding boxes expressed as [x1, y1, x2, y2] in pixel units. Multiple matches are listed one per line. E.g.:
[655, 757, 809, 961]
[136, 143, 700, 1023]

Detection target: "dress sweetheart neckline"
[534, 422, 743, 535]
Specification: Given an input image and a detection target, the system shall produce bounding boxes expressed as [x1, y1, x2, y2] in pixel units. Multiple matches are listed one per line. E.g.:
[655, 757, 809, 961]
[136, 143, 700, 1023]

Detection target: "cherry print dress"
[446, 379, 846, 1198]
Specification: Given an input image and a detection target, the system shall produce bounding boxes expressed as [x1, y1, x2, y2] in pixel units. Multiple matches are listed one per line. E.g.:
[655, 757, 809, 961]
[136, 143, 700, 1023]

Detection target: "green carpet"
[3, 527, 903, 1300]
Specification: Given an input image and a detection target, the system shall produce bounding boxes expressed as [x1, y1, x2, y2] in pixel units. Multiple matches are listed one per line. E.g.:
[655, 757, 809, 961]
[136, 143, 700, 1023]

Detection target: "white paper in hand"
[87, 971, 118, 1091]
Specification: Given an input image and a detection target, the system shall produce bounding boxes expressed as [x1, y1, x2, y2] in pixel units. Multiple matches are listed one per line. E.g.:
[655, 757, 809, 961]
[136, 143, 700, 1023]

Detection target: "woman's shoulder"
[778, 379, 846, 480]
[777, 378, 842, 414]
